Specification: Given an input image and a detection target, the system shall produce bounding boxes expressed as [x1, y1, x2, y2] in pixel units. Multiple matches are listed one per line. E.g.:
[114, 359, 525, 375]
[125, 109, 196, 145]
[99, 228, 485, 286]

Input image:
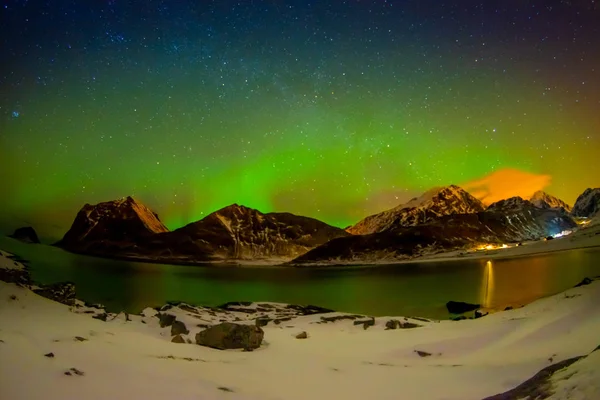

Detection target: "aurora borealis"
[1, 0, 599, 240]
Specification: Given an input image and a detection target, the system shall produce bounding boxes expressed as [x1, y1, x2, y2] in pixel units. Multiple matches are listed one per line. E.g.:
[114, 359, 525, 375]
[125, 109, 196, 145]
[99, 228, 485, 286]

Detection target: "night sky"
[1, 0, 599, 240]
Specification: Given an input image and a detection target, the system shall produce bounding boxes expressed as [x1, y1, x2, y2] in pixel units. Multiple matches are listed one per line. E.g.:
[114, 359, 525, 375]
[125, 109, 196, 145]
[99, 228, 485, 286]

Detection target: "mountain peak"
[529, 191, 571, 211]
[347, 185, 485, 235]
[57, 197, 168, 249]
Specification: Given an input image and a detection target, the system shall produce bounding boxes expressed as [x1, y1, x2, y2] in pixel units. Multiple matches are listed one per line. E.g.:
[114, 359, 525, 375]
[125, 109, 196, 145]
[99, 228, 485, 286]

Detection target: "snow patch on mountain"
[529, 191, 571, 211]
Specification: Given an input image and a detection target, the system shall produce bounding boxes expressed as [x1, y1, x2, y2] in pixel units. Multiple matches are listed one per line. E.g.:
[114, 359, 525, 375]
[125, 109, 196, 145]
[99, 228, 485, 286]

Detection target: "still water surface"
[1, 237, 599, 319]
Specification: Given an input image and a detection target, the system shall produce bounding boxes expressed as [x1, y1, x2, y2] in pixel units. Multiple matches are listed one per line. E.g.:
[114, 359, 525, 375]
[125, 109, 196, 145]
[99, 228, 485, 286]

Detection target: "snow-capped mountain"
[56, 196, 169, 253]
[57, 199, 348, 262]
[293, 200, 576, 264]
[572, 188, 600, 218]
[529, 191, 571, 211]
[347, 185, 485, 235]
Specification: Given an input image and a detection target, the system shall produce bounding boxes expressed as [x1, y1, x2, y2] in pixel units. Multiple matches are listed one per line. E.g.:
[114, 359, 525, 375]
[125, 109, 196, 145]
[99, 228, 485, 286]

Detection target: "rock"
[255, 317, 272, 327]
[74, 336, 88, 342]
[44, 352, 54, 358]
[398, 321, 421, 329]
[9, 227, 41, 244]
[69, 367, 85, 376]
[285, 304, 335, 315]
[504, 306, 514, 311]
[353, 318, 375, 330]
[451, 315, 468, 321]
[33, 282, 76, 306]
[320, 314, 363, 323]
[574, 277, 593, 288]
[446, 300, 480, 314]
[170, 320, 189, 336]
[474, 310, 489, 319]
[385, 320, 400, 330]
[171, 334, 186, 344]
[415, 350, 432, 357]
[158, 313, 176, 328]
[92, 313, 108, 321]
[296, 331, 308, 339]
[273, 317, 293, 325]
[195, 322, 264, 351]
[9, 294, 17, 300]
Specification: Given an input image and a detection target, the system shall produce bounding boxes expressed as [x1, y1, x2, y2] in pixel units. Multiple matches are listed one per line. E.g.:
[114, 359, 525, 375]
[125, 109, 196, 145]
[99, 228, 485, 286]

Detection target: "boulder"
[474, 310, 488, 319]
[33, 282, 76, 306]
[385, 320, 400, 330]
[195, 322, 264, 351]
[574, 277, 593, 288]
[158, 313, 176, 328]
[255, 317, 271, 327]
[171, 334, 186, 344]
[353, 318, 375, 330]
[296, 331, 308, 339]
[9, 227, 40, 244]
[446, 300, 480, 314]
[171, 320, 189, 336]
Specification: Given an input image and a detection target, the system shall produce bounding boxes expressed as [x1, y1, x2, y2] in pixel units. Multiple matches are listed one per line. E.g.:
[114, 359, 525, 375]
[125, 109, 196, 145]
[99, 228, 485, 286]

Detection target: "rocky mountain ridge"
[56, 200, 349, 262]
[347, 185, 485, 235]
[293, 195, 576, 264]
[572, 188, 600, 218]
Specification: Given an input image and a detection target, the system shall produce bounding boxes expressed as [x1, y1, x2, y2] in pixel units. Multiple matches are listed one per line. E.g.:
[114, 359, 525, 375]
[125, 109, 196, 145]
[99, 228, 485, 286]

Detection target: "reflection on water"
[1, 237, 599, 319]
[480, 260, 494, 308]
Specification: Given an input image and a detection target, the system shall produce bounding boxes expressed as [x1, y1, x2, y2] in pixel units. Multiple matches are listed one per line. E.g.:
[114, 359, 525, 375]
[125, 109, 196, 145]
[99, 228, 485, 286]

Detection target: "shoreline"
[1, 248, 600, 400]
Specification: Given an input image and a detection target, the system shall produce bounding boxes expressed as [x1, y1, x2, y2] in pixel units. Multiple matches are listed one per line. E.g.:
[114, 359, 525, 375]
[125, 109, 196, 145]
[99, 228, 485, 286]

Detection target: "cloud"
[462, 168, 552, 205]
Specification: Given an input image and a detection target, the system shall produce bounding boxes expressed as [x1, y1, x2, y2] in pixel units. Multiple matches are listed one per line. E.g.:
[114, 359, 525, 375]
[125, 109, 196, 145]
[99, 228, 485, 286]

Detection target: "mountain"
[153, 204, 350, 260]
[486, 196, 533, 213]
[529, 191, 571, 211]
[293, 200, 576, 265]
[57, 199, 348, 262]
[572, 188, 600, 218]
[56, 196, 169, 254]
[347, 185, 485, 235]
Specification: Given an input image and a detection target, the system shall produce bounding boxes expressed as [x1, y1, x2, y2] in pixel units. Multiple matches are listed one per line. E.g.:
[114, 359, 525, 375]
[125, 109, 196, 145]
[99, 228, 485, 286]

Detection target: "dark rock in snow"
[9, 227, 41, 244]
[474, 310, 489, 319]
[171, 320, 189, 336]
[504, 306, 514, 311]
[92, 313, 108, 321]
[273, 317, 293, 325]
[415, 350, 432, 357]
[171, 334, 186, 344]
[285, 304, 336, 315]
[33, 282, 76, 306]
[574, 277, 593, 288]
[354, 318, 375, 330]
[451, 316, 468, 321]
[158, 313, 176, 328]
[296, 331, 308, 339]
[446, 301, 480, 314]
[44, 352, 55, 358]
[385, 320, 400, 330]
[320, 314, 363, 323]
[195, 322, 264, 351]
[255, 317, 272, 327]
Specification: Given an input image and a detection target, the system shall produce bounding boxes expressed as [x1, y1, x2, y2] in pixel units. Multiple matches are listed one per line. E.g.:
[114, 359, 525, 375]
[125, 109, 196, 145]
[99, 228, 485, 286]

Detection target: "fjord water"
[2, 236, 600, 319]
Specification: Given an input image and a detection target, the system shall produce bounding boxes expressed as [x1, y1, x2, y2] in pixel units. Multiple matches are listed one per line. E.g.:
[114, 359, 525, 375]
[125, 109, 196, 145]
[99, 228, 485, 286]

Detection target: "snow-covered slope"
[529, 191, 571, 211]
[1, 250, 600, 400]
[572, 188, 600, 218]
[347, 185, 485, 235]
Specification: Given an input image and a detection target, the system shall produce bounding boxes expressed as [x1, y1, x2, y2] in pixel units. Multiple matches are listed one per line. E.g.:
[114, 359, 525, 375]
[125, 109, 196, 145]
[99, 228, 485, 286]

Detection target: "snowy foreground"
[1, 250, 599, 400]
